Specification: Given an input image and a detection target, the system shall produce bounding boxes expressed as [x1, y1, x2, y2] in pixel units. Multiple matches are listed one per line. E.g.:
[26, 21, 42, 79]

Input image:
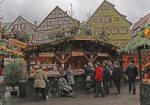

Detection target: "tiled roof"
[131, 13, 150, 36]
[2, 22, 12, 29]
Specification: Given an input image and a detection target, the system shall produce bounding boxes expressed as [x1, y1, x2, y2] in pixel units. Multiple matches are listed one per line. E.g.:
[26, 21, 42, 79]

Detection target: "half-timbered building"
[34, 6, 79, 44]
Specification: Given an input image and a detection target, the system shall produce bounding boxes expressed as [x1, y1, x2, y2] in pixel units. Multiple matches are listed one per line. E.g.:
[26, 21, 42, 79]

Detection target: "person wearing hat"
[95, 62, 105, 97]
[126, 59, 138, 95]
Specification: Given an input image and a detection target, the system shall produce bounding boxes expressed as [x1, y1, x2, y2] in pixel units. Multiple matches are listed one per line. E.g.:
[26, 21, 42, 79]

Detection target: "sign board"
[98, 53, 109, 57]
[72, 52, 84, 56]
[8, 38, 27, 48]
[74, 35, 96, 40]
[39, 53, 54, 57]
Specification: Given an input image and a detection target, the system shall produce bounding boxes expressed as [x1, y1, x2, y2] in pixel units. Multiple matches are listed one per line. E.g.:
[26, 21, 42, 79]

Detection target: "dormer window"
[102, 5, 110, 10]
[121, 27, 128, 34]
[112, 27, 119, 34]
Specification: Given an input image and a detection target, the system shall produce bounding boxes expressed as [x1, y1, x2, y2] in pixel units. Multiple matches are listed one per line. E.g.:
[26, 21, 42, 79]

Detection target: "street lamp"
[144, 28, 150, 37]
[144, 24, 150, 37]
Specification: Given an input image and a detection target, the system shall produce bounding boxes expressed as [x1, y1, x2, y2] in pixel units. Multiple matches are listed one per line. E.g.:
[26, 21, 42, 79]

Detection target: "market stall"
[24, 34, 118, 98]
[24, 35, 118, 77]
[120, 24, 150, 105]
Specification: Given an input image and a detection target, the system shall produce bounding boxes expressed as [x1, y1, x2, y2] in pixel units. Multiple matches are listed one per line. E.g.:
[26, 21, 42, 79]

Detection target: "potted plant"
[3, 60, 25, 96]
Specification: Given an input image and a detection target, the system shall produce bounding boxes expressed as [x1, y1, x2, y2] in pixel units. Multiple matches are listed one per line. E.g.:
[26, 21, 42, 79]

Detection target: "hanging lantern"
[144, 28, 150, 37]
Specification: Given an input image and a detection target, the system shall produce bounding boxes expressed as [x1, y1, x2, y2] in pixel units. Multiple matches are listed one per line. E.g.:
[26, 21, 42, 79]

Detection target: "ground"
[5, 85, 140, 105]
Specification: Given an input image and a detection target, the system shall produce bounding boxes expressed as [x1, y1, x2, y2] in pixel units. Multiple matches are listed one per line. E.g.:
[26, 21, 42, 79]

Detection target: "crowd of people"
[33, 59, 138, 101]
[84, 59, 138, 97]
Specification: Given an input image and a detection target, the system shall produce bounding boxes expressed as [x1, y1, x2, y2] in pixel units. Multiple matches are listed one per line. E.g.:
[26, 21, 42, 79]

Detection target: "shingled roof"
[131, 13, 150, 37]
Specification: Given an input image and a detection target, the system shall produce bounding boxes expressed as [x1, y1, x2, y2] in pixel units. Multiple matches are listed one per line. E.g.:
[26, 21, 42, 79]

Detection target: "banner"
[39, 53, 54, 57]
[97, 53, 109, 57]
[72, 52, 84, 56]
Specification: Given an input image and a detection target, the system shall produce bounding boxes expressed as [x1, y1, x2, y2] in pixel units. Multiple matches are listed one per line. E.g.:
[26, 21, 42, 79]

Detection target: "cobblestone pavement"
[5, 85, 140, 105]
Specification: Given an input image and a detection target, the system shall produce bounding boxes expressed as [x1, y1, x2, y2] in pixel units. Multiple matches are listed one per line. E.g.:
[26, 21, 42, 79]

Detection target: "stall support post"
[26, 59, 30, 75]
[137, 48, 142, 81]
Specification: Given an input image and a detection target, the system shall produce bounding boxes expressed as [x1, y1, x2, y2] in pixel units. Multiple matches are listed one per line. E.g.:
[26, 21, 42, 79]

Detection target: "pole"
[137, 48, 142, 81]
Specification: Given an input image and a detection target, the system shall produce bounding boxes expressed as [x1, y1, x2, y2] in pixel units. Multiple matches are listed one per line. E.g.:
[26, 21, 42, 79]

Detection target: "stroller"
[85, 76, 94, 94]
[46, 84, 52, 100]
[57, 77, 73, 97]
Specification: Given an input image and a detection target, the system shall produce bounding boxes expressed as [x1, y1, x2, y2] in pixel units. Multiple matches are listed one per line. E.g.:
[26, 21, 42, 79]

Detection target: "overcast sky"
[2, 0, 150, 25]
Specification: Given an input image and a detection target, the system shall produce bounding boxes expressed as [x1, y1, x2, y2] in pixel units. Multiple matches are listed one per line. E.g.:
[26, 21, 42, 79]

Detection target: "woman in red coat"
[95, 62, 105, 97]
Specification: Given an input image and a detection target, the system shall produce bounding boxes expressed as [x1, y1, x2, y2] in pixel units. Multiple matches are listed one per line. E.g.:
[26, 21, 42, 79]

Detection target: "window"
[102, 5, 110, 10]
[121, 27, 128, 34]
[93, 18, 98, 23]
[112, 27, 119, 34]
[114, 17, 119, 21]
[94, 30, 100, 35]
[20, 23, 26, 30]
[36, 32, 43, 40]
[102, 16, 112, 22]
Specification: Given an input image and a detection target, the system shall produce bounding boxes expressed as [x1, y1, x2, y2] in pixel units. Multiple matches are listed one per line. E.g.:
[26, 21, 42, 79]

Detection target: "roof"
[24, 33, 118, 52]
[36, 6, 79, 31]
[0, 39, 24, 57]
[7, 16, 37, 31]
[120, 35, 150, 52]
[131, 13, 150, 36]
[2, 22, 12, 29]
[87, 0, 132, 25]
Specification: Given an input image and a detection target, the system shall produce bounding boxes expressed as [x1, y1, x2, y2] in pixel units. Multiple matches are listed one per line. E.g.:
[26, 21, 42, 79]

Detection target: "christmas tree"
[3, 60, 25, 90]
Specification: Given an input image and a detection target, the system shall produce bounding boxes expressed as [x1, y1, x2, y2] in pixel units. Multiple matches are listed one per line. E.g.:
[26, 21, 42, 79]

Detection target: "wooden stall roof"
[24, 34, 118, 52]
[0, 39, 24, 57]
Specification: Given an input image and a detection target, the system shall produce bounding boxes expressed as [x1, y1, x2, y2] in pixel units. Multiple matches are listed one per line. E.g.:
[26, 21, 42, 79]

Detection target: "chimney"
[34, 21, 37, 26]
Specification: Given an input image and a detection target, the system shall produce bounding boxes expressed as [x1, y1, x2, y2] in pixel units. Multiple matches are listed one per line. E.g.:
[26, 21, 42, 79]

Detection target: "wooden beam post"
[137, 48, 142, 81]
[54, 53, 72, 64]
[83, 54, 98, 63]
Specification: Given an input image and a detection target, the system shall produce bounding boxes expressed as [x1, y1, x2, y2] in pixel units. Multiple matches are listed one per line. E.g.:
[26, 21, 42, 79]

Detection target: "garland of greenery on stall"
[24, 33, 76, 52]
[120, 24, 150, 53]
[25, 34, 118, 53]
[120, 35, 150, 53]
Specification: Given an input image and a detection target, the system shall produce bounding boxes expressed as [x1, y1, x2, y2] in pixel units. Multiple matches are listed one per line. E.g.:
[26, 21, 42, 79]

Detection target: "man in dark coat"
[102, 62, 111, 95]
[108, 61, 114, 88]
[84, 62, 92, 77]
[95, 62, 105, 97]
[112, 62, 122, 94]
[126, 59, 138, 95]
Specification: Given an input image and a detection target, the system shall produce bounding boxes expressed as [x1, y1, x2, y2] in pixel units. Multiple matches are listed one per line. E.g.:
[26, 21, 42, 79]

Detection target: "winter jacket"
[85, 65, 92, 77]
[103, 65, 111, 81]
[126, 64, 138, 80]
[95, 66, 103, 81]
[34, 69, 49, 88]
[108, 64, 114, 71]
[66, 68, 75, 85]
[112, 66, 122, 81]
[90, 69, 96, 81]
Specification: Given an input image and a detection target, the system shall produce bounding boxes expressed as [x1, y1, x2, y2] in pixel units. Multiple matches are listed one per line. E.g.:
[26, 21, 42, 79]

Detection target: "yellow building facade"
[86, 0, 132, 47]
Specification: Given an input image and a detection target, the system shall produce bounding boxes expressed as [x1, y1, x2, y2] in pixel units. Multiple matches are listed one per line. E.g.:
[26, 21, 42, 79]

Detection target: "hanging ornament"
[144, 28, 150, 37]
